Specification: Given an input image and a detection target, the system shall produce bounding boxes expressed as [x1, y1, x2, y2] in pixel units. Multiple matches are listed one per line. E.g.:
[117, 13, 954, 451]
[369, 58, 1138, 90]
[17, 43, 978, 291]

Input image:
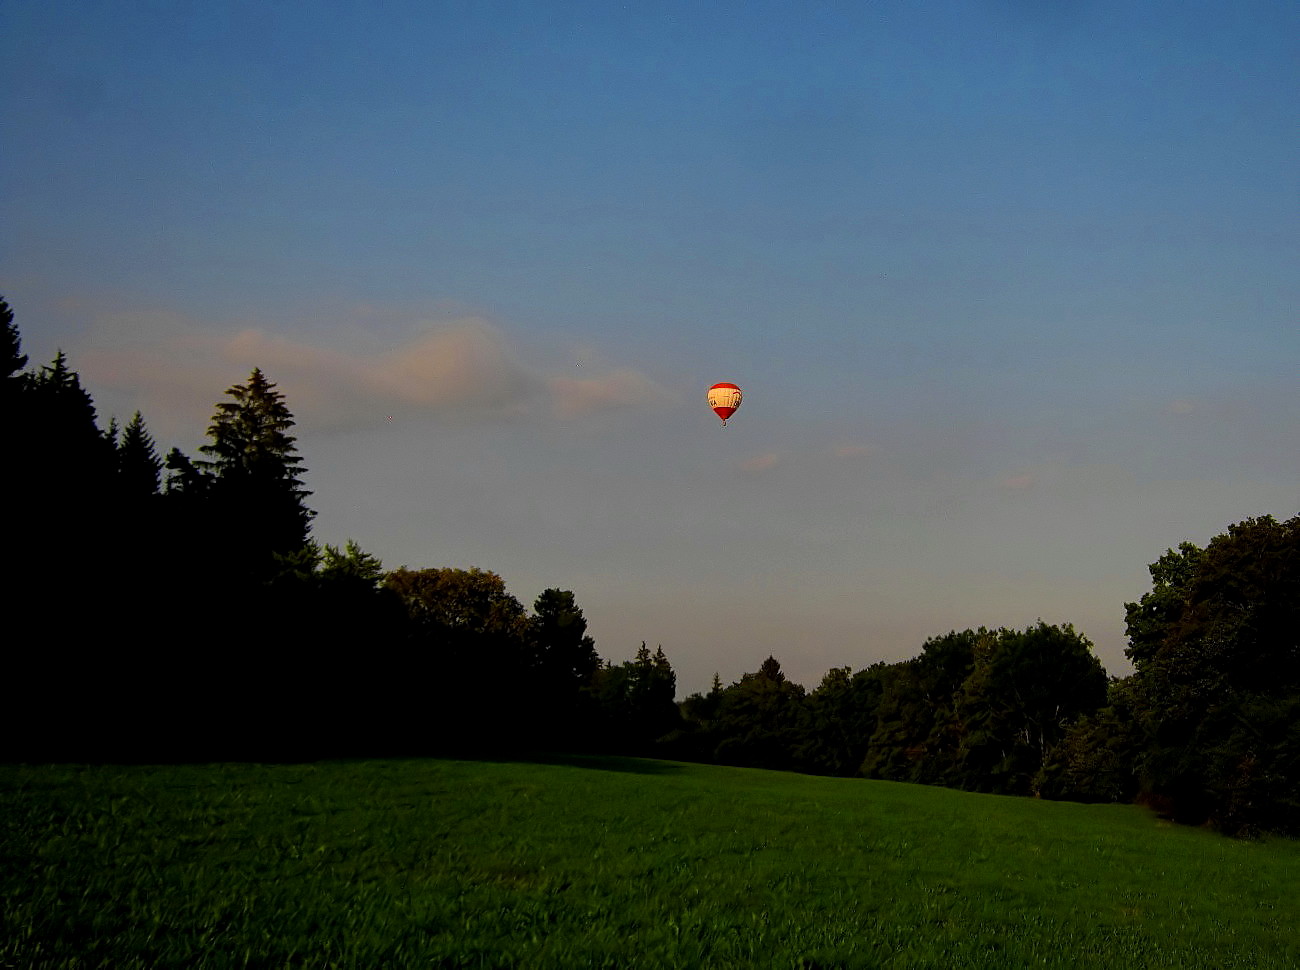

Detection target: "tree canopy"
[1123, 515, 1300, 835]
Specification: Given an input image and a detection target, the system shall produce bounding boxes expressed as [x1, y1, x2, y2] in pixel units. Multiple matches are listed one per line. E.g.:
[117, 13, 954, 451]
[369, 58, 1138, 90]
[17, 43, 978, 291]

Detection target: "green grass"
[2, 755, 1296, 969]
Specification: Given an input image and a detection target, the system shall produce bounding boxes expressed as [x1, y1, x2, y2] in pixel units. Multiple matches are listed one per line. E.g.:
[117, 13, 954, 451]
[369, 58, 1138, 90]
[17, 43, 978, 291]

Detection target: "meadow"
[2, 755, 1296, 969]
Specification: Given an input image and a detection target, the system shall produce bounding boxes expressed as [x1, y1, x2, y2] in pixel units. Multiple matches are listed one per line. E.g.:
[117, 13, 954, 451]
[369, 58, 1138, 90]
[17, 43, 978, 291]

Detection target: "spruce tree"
[163, 447, 211, 496]
[163, 370, 317, 757]
[532, 588, 601, 692]
[1, 296, 30, 551]
[197, 368, 314, 575]
[17, 351, 118, 544]
[1, 295, 26, 383]
[116, 411, 163, 499]
[30, 351, 113, 459]
[5, 341, 125, 759]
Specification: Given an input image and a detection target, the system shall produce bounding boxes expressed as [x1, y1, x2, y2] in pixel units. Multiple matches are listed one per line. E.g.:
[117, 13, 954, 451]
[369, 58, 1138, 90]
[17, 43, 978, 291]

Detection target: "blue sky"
[4, 0, 1297, 696]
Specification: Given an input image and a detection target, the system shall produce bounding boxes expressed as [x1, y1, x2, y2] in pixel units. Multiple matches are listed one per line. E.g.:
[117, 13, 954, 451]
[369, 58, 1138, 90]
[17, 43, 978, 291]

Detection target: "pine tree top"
[1, 296, 26, 380]
[197, 368, 308, 492]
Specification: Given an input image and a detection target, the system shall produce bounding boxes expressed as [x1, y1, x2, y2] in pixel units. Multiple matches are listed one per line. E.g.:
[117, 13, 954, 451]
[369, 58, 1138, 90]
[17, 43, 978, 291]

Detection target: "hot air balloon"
[707, 382, 743, 425]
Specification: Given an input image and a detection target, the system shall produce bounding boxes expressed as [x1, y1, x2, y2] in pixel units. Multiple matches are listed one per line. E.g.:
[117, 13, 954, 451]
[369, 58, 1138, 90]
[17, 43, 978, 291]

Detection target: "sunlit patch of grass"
[2, 756, 1297, 968]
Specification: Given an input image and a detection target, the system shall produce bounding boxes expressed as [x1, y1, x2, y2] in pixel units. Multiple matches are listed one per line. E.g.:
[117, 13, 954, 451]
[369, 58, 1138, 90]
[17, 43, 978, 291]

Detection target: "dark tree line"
[666, 520, 1300, 836]
[3, 296, 1296, 835]
[664, 623, 1108, 797]
[1, 297, 670, 762]
[1046, 516, 1300, 836]
[664, 526, 1299, 837]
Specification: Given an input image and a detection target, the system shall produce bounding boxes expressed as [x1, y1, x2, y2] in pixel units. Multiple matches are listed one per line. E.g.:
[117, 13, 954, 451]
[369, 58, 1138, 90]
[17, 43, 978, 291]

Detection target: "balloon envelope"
[707, 382, 743, 424]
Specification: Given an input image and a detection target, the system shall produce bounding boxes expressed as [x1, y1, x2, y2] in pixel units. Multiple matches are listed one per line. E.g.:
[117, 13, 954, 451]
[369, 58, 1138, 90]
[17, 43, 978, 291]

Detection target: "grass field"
[2, 755, 1296, 969]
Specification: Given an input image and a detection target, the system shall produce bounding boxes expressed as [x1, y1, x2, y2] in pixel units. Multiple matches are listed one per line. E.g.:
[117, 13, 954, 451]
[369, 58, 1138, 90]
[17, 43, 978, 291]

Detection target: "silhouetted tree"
[1037, 675, 1142, 804]
[668, 673, 726, 760]
[794, 664, 887, 776]
[712, 656, 807, 770]
[1125, 516, 1300, 835]
[859, 659, 930, 781]
[857, 631, 980, 786]
[0, 295, 28, 543]
[532, 589, 601, 691]
[1124, 542, 1203, 667]
[114, 411, 163, 500]
[1, 295, 26, 387]
[197, 368, 313, 579]
[163, 446, 210, 496]
[590, 644, 681, 754]
[22, 351, 118, 496]
[3, 329, 126, 758]
[530, 588, 602, 745]
[954, 623, 1108, 796]
[237, 540, 407, 759]
[110, 371, 321, 759]
[321, 539, 385, 584]
[384, 566, 534, 750]
[0, 296, 29, 555]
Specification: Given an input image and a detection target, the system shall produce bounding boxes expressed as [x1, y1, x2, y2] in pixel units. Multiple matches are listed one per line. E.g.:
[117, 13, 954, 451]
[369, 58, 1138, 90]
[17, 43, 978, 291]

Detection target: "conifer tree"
[1, 296, 31, 550]
[197, 368, 314, 574]
[17, 350, 118, 539]
[1, 295, 26, 384]
[31, 351, 112, 456]
[4, 339, 125, 759]
[532, 588, 601, 692]
[115, 411, 163, 499]
[320, 539, 385, 585]
[163, 447, 210, 496]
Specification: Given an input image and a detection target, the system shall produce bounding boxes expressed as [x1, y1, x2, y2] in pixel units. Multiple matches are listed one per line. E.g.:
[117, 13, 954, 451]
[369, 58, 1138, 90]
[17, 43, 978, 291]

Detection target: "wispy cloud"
[738, 452, 782, 473]
[832, 444, 871, 460]
[548, 367, 675, 419]
[220, 321, 542, 426]
[76, 310, 672, 433]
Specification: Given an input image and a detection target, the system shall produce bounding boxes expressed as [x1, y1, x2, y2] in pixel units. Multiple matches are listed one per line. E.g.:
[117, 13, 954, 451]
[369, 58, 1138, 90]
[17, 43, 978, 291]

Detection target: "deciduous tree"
[712, 656, 806, 770]
[384, 567, 534, 748]
[954, 623, 1107, 796]
[1125, 516, 1300, 834]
